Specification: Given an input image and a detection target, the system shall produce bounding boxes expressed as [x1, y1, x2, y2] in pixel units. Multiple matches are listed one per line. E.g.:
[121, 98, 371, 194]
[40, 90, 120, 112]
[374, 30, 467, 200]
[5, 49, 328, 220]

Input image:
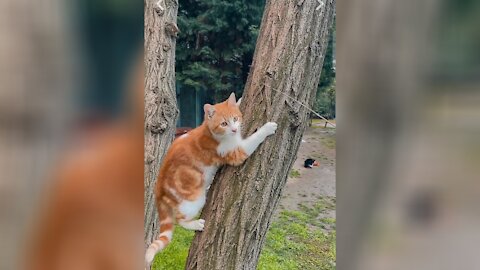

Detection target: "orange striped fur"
[145, 93, 278, 268]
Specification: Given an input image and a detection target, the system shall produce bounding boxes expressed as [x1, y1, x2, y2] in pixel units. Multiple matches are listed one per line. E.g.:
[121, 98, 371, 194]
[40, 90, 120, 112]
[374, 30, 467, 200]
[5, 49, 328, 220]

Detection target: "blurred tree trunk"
[186, 1, 335, 269]
[0, 1, 74, 269]
[144, 0, 179, 246]
[336, 0, 440, 269]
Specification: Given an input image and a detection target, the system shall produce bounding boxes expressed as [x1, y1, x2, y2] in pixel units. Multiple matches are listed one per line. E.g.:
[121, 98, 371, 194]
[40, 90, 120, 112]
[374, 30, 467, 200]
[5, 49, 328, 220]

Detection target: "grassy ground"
[257, 197, 336, 270]
[151, 227, 194, 270]
[152, 198, 336, 270]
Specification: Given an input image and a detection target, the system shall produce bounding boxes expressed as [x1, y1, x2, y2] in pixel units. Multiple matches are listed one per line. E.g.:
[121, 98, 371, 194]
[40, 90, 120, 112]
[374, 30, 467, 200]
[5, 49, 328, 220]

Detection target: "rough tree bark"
[144, 0, 179, 246]
[186, 1, 335, 269]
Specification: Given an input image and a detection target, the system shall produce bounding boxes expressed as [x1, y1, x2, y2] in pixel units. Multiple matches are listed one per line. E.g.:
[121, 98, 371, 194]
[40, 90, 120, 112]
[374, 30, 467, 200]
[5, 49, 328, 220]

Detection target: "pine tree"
[176, 0, 265, 103]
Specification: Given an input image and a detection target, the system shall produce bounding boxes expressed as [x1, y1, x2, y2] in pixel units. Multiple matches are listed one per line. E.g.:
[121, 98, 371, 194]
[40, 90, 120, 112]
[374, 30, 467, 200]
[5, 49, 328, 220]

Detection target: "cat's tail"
[145, 202, 174, 269]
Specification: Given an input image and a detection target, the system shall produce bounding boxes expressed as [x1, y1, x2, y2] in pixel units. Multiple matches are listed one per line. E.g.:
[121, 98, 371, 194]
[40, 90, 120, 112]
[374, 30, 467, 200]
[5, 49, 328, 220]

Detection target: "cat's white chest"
[216, 134, 242, 156]
[203, 165, 218, 189]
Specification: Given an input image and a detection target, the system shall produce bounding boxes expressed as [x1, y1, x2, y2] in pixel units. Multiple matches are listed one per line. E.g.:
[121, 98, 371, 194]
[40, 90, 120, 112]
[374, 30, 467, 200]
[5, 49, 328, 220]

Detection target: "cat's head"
[204, 93, 243, 138]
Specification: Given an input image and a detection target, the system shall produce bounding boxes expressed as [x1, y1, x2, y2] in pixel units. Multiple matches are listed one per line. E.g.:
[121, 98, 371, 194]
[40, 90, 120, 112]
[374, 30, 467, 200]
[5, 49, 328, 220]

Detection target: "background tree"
[314, 24, 336, 119]
[186, 0, 336, 269]
[144, 0, 180, 246]
[176, 0, 265, 102]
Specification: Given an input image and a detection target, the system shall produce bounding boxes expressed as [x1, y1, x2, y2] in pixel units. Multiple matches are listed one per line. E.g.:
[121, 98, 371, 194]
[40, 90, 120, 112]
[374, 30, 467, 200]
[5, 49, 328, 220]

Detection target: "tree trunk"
[336, 1, 439, 269]
[186, 1, 335, 269]
[144, 0, 179, 246]
[0, 0, 73, 268]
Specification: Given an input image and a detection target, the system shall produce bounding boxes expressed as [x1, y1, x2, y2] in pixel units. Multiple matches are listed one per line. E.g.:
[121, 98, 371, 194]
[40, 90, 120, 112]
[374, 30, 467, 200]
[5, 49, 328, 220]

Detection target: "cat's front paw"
[191, 219, 205, 231]
[180, 219, 205, 231]
[262, 122, 278, 136]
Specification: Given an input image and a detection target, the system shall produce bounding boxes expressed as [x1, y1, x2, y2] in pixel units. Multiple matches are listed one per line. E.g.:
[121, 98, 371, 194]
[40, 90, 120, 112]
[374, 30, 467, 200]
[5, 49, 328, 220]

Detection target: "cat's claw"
[262, 122, 278, 136]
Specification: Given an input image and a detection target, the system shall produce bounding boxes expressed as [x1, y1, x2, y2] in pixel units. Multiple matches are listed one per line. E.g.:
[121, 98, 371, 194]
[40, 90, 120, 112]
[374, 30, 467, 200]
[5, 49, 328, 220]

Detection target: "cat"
[145, 93, 277, 268]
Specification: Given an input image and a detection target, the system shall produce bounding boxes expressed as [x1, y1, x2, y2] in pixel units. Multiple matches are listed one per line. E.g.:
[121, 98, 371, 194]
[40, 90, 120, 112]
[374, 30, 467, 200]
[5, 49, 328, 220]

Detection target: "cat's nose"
[232, 128, 237, 133]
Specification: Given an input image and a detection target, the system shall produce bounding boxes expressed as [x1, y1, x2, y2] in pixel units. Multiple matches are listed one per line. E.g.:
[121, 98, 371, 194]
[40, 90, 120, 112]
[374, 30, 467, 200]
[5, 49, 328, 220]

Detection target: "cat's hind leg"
[174, 166, 207, 231]
[175, 192, 206, 231]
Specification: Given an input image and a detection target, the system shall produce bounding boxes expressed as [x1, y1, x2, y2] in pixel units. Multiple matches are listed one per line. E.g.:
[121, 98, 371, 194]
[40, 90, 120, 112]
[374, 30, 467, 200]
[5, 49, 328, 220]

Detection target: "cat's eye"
[221, 121, 228, 127]
[233, 117, 238, 122]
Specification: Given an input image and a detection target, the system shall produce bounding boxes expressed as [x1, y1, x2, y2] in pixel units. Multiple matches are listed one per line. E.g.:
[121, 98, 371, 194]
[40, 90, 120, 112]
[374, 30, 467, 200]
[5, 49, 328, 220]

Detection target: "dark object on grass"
[304, 158, 320, 168]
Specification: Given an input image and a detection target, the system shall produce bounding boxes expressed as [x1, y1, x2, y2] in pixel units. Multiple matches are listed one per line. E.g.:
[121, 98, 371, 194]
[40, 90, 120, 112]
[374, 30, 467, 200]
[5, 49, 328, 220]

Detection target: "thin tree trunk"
[144, 0, 179, 246]
[186, 1, 335, 269]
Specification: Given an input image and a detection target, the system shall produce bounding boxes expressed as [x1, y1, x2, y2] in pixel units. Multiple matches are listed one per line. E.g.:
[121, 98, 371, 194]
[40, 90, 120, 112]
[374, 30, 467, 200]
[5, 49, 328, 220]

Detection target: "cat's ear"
[227, 92, 237, 106]
[204, 104, 215, 119]
[236, 97, 242, 106]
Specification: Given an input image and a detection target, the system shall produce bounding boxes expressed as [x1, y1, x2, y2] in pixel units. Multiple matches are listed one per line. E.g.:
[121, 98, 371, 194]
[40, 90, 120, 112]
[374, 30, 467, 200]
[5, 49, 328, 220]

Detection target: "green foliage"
[177, 0, 336, 114]
[176, 0, 265, 102]
[318, 27, 336, 89]
[315, 82, 336, 119]
[315, 23, 336, 119]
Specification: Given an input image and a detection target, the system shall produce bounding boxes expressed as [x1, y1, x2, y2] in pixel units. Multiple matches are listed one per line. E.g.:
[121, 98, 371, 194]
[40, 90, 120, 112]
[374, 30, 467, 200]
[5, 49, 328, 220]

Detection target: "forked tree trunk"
[144, 0, 179, 246]
[186, 1, 335, 269]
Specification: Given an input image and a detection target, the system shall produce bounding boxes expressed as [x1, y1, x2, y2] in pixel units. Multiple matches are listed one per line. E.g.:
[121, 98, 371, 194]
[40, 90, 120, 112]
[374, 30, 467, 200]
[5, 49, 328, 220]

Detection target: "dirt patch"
[276, 123, 336, 221]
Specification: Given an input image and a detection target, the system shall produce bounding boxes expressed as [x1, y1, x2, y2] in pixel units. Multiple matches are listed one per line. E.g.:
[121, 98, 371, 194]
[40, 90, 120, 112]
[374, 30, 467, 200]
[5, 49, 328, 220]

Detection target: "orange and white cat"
[145, 93, 277, 268]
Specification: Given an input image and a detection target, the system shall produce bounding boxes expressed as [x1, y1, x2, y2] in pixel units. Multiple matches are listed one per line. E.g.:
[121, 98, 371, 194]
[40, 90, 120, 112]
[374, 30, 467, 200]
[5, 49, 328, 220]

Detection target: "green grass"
[320, 136, 336, 149]
[311, 119, 336, 129]
[289, 169, 301, 178]
[312, 119, 336, 125]
[152, 198, 336, 270]
[152, 227, 194, 270]
[258, 200, 336, 270]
